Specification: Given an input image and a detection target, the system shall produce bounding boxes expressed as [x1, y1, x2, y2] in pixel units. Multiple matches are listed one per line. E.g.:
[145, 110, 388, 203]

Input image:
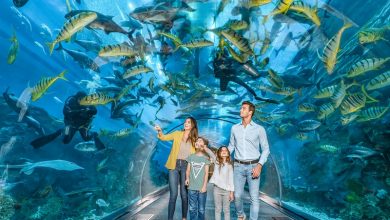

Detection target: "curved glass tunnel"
[1, 0, 390, 219]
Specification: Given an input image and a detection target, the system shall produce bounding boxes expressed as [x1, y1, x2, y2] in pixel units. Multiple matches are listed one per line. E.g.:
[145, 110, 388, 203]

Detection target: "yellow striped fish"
[31, 70, 68, 101]
[357, 106, 389, 122]
[245, 0, 272, 8]
[347, 57, 390, 78]
[260, 29, 271, 55]
[318, 23, 352, 74]
[47, 12, 97, 55]
[314, 84, 337, 99]
[340, 113, 358, 125]
[298, 103, 317, 112]
[227, 44, 247, 63]
[366, 71, 390, 91]
[123, 65, 153, 79]
[289, 1, 321, 26]
[221, 29, 252, 54]
[157, 32, 182, 49]
[317, 102, 336, 120]
[7, 30, 19, 64]
[358, 26, 390, 44]
[225, 20, 249, 31]
[99, 44, 137, 57]
[79, 92, 115, 106]
[340, 93, 366, 115]
[331, 80, 346, 108]
[263, 0, 294, 23]
[268, 69, 284, 88]
[178, 39, 214, 50]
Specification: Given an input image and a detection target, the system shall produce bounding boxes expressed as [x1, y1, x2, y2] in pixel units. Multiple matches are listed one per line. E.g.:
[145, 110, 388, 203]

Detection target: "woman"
[154, 117, 198, 220]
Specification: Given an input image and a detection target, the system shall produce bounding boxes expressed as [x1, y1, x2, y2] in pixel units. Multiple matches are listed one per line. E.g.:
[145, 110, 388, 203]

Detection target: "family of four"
[154, 101, 271, 220]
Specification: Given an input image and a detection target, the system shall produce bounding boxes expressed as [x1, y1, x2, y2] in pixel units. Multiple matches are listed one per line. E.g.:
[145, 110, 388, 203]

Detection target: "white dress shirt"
[228, 120, 270, 165]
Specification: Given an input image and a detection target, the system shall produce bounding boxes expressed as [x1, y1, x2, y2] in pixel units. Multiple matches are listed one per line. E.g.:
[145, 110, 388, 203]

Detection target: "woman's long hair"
[216, 146, 231, 172]
[184, 117, 198, 146]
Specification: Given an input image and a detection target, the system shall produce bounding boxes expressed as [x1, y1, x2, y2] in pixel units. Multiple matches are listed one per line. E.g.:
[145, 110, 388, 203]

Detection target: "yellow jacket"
[158, 130, 195, 170]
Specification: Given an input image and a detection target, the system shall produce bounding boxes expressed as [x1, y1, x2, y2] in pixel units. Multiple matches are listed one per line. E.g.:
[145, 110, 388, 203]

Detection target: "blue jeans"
[168, 159, 188, 220]
[233, 163, 260, 220]
[188, 190, 207, 220]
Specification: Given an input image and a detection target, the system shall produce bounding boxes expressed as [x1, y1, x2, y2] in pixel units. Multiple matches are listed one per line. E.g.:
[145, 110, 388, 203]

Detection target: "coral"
[0, 195, 15, 220]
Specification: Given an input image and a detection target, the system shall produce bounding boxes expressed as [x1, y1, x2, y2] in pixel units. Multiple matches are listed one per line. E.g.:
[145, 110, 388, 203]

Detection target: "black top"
[63, 94, 97, 128]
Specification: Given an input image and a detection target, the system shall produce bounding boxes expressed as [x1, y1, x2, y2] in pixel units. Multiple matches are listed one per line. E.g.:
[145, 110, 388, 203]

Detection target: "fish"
[99, 43, 137, 57]
[358, 26, 390, 44]
[330, 80, 346, 108]
[298, 103, 317, 112]
[295, 132, 308, 140]
[221, 29, 252, 54]
[122, 65, 153, 79]
[0, 160, 84, 175]
[34, 41, 47, 55]
[357, 106, 389, 122]
[314, 84, 337, 99]
[365, 71, 390, 91]
[318, 23, 352, 74]
[177, 39, 214, 50]
[215, 0, 230, 20]
[340, 113, 358, 125]
[31, 70, 68, 101]
[320, 144, 338, 153]
[111, 128, 134, 138]
[79, 92, 115, 106]
[47, 12, 97, 54]
[56, 43, 100, 72]
[289, 1, 321, 26]
[74, 141, 98, 152]
[260, 29, 271, 55]
[243, 0, 272, 8]
[97, 157, 109, 172]
[267, 69, 284, 88]
[346, 58, 390, 78]
[297, 119, 321, 132]
[13, 0, 29, 7]
[263, 0, 294, 23]
[340, 93, 366, 115]
[7, 30, 19, 64]
[96, 198, 110, 207]
[130, 3, 189, 24]
[317, 102, 336, 120]
[65, 10, 130, 36]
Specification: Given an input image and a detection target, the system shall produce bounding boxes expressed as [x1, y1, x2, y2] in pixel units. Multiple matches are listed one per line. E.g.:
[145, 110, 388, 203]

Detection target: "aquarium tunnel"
[1, 0, 390, 219]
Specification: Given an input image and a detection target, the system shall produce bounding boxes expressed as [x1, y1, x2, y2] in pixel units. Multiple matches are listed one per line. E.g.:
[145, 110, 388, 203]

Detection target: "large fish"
[318, 23, 352, 74]
[65, 10, 131, 37]
[79, 92, 116, 106]
[47, 12, 97, 54]
[130, 3, 191, 24]
[56, 43, 100, 72]
[31, 70, 68, 101]
[0, 160, 84, 175]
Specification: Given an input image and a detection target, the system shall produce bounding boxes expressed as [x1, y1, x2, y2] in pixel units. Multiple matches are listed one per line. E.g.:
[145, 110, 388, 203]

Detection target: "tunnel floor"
[121, 184, 292, 220]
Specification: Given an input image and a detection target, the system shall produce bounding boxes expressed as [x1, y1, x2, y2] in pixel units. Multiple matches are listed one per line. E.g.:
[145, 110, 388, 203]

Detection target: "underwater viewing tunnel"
[1, 0, 390, 219]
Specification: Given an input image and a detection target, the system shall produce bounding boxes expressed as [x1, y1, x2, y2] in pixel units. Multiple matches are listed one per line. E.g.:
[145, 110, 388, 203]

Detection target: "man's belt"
[234, 158, 259, 165]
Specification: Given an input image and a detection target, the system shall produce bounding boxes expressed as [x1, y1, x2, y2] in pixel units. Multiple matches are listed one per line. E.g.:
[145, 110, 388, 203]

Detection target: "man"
[228, 101, 270, 220]
[30, 91, 105, 150]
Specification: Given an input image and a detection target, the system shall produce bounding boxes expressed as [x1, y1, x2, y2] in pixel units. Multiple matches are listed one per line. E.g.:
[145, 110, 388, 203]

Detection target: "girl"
[185, 137, 211, 220]
[155, 117, 198, 220]
[204, 145, 234, 220]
